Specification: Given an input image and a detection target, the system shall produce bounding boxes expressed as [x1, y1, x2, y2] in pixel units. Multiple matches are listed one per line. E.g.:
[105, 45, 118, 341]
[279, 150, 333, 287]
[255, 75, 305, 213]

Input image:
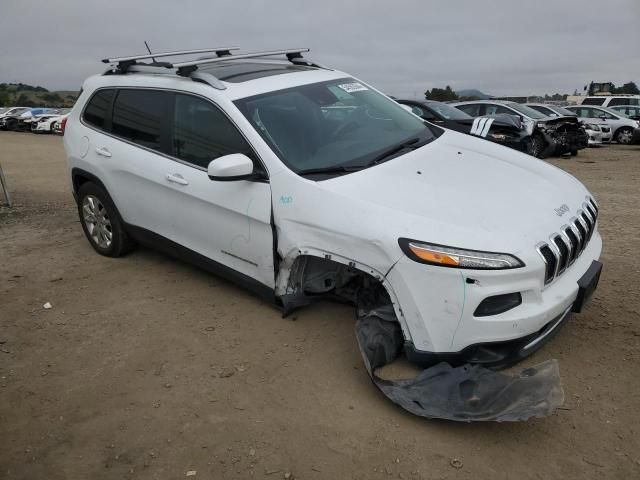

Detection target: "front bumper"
[385, 230, 602, 360]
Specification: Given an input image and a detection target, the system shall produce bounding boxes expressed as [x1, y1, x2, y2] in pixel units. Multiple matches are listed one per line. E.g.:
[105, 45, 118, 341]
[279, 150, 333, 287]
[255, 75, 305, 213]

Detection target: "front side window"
[83, 89, 114, 130]
[172, 94, 255, 169]
[485, 104, 514, 116]
[234, 78, 437, 175]
[112, 89, 170, 151]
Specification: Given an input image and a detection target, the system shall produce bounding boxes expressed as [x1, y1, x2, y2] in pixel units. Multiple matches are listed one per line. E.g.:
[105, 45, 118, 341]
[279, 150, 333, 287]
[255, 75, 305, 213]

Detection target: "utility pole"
[0, 162, 12, 207]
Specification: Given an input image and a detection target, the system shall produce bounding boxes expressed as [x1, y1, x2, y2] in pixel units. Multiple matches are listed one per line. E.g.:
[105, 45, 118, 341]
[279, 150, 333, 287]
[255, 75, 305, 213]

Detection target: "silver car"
[564, 105, 640, 144]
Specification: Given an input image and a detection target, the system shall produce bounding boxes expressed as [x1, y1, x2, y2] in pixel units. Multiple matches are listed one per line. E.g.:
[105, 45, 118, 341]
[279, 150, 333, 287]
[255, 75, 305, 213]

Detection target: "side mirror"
[207, 154, 264, 182]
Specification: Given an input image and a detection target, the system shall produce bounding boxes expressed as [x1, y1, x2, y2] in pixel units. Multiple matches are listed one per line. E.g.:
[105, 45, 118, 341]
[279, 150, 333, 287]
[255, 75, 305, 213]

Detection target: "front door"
[161, 92, 274, 288]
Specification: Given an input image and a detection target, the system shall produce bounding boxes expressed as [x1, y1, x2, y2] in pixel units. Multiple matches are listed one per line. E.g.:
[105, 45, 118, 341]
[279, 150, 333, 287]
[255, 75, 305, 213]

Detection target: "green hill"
[0, 83, 79, 108]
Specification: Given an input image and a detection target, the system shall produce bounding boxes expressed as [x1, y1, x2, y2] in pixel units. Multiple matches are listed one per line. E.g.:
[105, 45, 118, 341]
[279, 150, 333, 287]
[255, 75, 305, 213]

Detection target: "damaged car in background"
[63, 47, 603, 422]
[452, 100, 588, 158]
[396, 99, 530, 153]
[525, 103, 611, 146]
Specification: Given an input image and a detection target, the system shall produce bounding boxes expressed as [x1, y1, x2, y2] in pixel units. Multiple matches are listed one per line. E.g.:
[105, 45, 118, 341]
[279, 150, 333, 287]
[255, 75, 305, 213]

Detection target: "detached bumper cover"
[355, 307, 564, 422]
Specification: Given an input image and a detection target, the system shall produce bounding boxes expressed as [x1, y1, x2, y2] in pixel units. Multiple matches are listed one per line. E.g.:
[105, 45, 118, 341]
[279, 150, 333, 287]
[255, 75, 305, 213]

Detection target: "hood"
[318, 130, 590, 251]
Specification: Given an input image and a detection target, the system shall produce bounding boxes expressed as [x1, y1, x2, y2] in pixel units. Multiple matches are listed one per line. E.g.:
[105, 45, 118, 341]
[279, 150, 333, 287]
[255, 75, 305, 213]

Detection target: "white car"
[579, 95, 640, 108]
[565, 105, 640, 144]
[63, 48, 603, 367]
[33, 110, 70, 133]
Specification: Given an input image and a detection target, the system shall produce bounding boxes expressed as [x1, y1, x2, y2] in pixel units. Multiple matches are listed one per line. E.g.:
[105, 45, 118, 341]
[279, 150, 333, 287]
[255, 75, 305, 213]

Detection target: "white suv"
[63, 48, 603, 367]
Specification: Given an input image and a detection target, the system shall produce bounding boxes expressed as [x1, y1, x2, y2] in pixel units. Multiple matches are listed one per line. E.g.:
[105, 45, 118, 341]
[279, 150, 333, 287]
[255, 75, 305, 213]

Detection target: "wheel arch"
[275, 247, 413, 342]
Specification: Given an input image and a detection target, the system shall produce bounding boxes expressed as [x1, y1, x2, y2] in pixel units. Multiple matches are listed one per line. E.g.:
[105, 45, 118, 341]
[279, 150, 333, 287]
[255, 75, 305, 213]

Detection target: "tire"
[615, 127, 633, 145]
[76, 182, 135, 257]
[5, 118, 18, 131]
[527, 133, 547, 159]
[570, 149, 578, 157]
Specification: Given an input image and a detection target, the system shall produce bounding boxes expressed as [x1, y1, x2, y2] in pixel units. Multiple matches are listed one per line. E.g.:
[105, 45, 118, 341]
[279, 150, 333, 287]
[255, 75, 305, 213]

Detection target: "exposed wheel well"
[278, 254, 395, 318]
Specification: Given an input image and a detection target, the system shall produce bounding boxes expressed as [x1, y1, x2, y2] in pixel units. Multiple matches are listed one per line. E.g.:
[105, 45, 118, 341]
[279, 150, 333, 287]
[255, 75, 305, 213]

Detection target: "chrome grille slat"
[537, 197, 598, 285]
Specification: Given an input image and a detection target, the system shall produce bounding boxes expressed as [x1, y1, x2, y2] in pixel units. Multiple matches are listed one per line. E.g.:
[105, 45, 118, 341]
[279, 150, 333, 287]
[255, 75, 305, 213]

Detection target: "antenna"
[144, 41, 157, 63]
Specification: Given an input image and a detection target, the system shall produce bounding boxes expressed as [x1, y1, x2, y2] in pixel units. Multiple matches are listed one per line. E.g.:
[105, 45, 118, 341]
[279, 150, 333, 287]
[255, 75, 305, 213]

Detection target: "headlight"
[399, 239, 524, 270]
[586, 124, 600, 131]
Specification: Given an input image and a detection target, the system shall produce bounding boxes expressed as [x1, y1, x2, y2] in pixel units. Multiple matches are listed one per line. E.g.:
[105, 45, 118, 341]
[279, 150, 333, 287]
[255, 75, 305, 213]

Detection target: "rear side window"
[582, 97, 605, 106]
[112, 89, 170, 151]
[172, 94, 255, 169]
[83, 89, 114, 130]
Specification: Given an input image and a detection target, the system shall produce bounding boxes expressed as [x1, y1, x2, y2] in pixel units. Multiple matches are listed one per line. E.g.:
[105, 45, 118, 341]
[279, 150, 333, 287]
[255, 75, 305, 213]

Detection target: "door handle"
[165, 173, 189, 185]
[95, 147, 112, 158]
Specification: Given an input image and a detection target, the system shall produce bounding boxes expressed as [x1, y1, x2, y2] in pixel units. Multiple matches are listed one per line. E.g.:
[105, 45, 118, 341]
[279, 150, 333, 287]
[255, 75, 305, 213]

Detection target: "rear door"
[89, 88, 177, 239]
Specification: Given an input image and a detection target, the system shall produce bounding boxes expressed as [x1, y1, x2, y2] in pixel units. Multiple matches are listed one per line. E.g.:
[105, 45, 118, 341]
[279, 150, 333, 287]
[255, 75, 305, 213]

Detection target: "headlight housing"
[398, 239, 524, 270]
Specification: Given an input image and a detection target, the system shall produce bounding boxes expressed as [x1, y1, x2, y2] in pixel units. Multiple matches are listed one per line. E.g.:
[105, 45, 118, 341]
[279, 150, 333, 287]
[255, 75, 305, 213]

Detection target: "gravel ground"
[1, 132, 639, 479]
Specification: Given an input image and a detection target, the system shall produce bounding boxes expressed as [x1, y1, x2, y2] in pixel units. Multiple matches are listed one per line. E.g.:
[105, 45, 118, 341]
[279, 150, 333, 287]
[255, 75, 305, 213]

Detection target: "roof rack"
[171, 48, 311, 76]
[102, 47, 239, 72]
[101, 47, 322, 90]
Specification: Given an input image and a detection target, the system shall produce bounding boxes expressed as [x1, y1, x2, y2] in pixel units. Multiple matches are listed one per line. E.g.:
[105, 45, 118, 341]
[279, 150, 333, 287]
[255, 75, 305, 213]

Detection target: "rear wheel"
[77, 182, 135, 257]
[615, 127, 633, 145]
[570, 148, 578, 157]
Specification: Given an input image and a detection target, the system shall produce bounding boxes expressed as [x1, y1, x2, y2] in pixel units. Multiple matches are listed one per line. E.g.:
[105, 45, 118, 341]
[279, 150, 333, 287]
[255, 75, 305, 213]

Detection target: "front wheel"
[615, 127, 633, 145]
[527, 134, 547, 158]
[77, 182, 135, 257]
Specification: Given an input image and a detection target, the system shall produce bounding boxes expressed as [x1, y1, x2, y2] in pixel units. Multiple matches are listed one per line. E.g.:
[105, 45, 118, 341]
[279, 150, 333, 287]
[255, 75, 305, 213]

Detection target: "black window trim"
[80, 86, 270, 180]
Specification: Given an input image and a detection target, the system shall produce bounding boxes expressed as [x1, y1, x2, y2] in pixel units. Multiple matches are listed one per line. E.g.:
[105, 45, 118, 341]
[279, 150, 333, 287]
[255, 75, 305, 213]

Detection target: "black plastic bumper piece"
[405, 307, 573, 370]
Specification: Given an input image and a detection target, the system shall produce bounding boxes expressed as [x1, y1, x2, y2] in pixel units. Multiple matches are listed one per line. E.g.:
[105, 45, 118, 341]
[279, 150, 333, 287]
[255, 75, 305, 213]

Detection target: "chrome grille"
[538, 196, 599, 285]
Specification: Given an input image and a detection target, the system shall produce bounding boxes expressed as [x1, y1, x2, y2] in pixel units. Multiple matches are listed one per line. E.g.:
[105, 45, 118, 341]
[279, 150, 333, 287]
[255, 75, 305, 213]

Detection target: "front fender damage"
[277, 255, 564, 422]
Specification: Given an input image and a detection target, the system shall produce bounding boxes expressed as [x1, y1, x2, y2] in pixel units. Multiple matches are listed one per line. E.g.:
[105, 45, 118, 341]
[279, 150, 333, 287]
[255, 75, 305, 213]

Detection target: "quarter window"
[172, 94, 255, 169]
[112, 89, 170, 151]
[83, 89, 114, 130]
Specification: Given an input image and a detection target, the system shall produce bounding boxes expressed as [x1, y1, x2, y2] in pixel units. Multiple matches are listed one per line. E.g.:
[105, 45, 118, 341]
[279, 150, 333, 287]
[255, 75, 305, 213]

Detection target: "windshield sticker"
[337, 82, 369, 93]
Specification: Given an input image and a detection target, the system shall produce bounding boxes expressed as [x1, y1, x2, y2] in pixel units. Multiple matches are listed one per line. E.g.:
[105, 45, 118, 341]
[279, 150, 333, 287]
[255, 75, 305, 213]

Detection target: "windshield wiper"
[297, 164, 363, 176]
[297, 137, 429, 177]
[363, 137, 426, 168]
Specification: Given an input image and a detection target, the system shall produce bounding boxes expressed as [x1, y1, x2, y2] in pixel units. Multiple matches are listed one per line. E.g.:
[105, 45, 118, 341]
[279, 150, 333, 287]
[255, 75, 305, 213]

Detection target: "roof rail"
[171, 48, 311, 76]
[102, 47, 239, 72]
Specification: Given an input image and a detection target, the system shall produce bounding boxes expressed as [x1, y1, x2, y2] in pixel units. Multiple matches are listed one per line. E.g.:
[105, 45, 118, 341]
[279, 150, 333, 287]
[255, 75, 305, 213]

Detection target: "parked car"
[51, 113, 70, 134]
[63, 47, 602, 368]
[32, 109, 70, 133]
[452, 100, 586, 158]
[609, 105, 640, 121]
[525, 103, 610, 145]
[396, 99, 530, 152]
[0, 107, 30, 130]
[579, 95, 640, 108]
[564, 105, 640, 144]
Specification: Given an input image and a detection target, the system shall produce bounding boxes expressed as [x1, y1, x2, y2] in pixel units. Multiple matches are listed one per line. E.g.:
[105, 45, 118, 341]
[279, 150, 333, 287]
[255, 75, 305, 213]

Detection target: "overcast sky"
[1, 0, 639, 98]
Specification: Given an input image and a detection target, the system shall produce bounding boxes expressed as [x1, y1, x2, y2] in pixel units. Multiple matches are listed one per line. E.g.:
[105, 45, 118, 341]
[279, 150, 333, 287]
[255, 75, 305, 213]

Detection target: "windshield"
[235, 78, 436, 174]
[548, 105, 577, 117]
[508, 103, 547, 119]
[426, 101, 471, 120]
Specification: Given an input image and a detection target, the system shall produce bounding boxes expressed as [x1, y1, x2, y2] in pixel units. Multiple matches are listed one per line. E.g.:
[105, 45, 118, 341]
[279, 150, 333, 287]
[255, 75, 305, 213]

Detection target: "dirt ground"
[1, 132, 639, 480]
